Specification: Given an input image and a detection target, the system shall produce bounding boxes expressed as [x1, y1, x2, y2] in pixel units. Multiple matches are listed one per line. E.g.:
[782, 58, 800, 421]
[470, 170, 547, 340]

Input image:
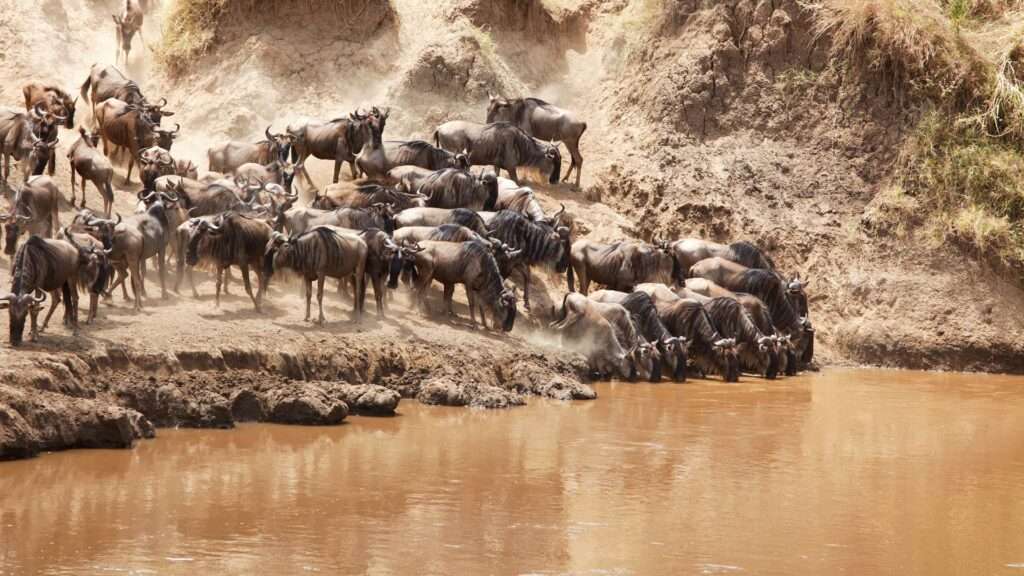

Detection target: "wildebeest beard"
[4, 224, 18, 256]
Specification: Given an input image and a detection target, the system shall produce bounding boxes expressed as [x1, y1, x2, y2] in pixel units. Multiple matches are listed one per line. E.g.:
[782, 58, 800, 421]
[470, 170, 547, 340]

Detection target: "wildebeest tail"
[567, 256, 575, 293]
[432, 129, 440, 148]
[554, 291, 571, 324]
[61, 281, 75, 325]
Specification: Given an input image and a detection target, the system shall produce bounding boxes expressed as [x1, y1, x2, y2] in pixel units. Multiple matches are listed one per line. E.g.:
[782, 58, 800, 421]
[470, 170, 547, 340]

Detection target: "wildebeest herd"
[0, 61, 814, 384]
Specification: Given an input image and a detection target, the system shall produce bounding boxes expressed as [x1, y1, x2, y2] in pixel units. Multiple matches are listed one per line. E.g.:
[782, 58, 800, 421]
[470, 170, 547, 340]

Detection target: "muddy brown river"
[2, 369, 1024, 575]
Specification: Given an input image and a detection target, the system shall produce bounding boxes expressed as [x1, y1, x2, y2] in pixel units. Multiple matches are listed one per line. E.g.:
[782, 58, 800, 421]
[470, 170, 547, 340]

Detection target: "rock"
[0, 402, 41, 460]
[76, 407, 136, 449]
[230, 389, 267, 422]
[336, 384, 401, 414]
[266, 384, 348, 425]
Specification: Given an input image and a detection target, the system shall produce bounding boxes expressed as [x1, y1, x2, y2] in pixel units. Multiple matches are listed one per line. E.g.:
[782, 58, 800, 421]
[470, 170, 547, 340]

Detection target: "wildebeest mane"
[463, 239, 505, 303]
[737, 269, 799, 333]
[729, 241, 775, 270]
[620, 291, 671, 343]
[428, 224, 478, 242]
[390, 140, 454, 170]
[11, 235, 56, 295]
[487, 210, 563, 266]
[449, 208, 487, 235]
[704, 297, 761, 345]
[209, 212, 270, 266]
[663, 299, 721, 351]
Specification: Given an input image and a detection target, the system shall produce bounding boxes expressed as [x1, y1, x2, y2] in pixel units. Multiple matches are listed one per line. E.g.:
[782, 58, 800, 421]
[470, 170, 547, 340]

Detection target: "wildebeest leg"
[564, 140, 583, 187]
[125, 153, 135, 184]
[131, 260, 143, 310]
[370, 274, 384, 317]
[466, 287, 476, 324]
[443, 283, 455, 317]
[29, 297, 41, 341]
[304, 278, 313, 321]
[158, 247, 168, 299]
[354, 270, 366, 320]
[87, 291, 98, 324]
[41, 289, 61, 331]
[316, 275, 326, 325]
[70, 167, 77, 206]
[84, 177, 93, 209]
[214, 267, 224, 307]
[333, 147, 343, 184]
[240, 263, 257, 310]
[67, 283, 80, 334]
[47, 149, 55, 176]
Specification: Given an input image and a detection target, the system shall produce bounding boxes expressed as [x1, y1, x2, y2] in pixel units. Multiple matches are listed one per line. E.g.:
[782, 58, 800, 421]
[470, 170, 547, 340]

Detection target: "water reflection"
[2, 369, 1023, 575]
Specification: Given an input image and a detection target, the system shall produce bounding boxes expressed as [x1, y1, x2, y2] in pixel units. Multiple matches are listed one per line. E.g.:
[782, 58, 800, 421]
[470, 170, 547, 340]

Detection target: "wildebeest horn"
[171, 123, 181, 135]
[114, 213, 122, 225]
[52, 109, 67, 122]
[160, 191, 180, 203]
[552, 203, 566, 223]
[265, 125, 274, 141]
[31, 102, 46, 119]
[156, 97, 167, 108]
[31, 291, 47, 305]
[508, 248, 523, 258]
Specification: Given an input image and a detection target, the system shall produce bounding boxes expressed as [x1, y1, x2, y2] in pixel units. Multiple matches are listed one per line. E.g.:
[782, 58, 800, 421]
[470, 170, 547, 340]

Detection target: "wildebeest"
[0, 236, 88, 345]
[550, 292, 634, 380]
[405, 240, 518, 331]
[354, 107, 390, 178]
[392, 224, 485, 246]
[207, 127, 291, 174]
[636, 284, 740, 382]
[80, 64, 147, 123]
[671, 238, 775, 281]
[0, 105, 57, 183]
[264, 226, 368, 323]
[95, 98, 175, 183]
[388, 165, 434, 194]
[162, 176, 265, 218]
[1, 176, 62, 257]
[466, 122, 561, 185]
[315, 182, 425, 212]
[106, 191, 179, 309]
[287, 112, 372, 182]
[433, 120, 486, 154]
[138, 145, 176, 191]
[590, 290, 690, 382]
[703, 296, 778, 379]
[417, 169, 498, 211]
[569, 239, 676, 294]
[113, 0, 145, 65]
[486, 209, 569, 308]
[394, 207, 488, 236]
[554, 292, 657, 381]
[486, 96, 586, 187]
[23, 83, 77, 129]
[67, 128, 115, 216]
[235, 160, 295, 194]
[186, 211, 273, 311]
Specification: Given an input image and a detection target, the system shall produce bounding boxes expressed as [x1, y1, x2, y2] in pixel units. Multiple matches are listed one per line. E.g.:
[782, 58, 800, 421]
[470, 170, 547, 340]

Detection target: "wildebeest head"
[759, 335, 780, 380]
[264, 126, 291, 163]
[712, 338, 740, 382]
[389, 241, 423, 289]
[138, 146, 175, 190]
[496, 288, 518, 332]
[187, 213, 226, 266]
[152, 123, 181, 151]
[367, 107, 390, 144]
[631, 342, 659, 382]
[660, 336, 690, 382]
[0, 196, 33, 256]
[262, 231, 293, 279]
[63, 227, 112, 296]
[486, 94, 513, 124]
[112, 14, 136, 61]
[542, 142, 561, 184]
[24, 129, 58, 181]
[368, 202, 396, 234]
[75, 210, 122, 250]
[0, 290, 46, 346]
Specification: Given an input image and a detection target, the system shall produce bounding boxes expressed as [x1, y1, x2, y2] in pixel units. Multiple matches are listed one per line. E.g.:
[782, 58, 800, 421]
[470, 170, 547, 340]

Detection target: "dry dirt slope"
[2, 0, 1023, 373]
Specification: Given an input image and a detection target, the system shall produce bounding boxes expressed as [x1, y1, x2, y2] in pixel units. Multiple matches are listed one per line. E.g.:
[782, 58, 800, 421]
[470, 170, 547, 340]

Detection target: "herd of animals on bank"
[0, 51, 815, 383]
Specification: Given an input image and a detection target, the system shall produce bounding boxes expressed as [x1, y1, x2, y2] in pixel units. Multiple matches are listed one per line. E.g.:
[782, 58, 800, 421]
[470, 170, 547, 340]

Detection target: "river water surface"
[2, 369, 1024, 575]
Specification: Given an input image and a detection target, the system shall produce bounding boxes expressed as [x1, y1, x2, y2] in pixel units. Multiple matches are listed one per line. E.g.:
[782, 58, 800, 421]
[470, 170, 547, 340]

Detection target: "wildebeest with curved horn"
[207, 126, 291, 174]
[569, 239, 676, 294]
[392, 224, 484, 246]
[287, 112, 372, 182]
[315, 182, 425, 212]
[186, 211, 273, 311]
[354, 107, 390, 178]
[161, 176, 266, 218]
[105, 191, 179, 309]
[553, 292, 658, 381]
[486, 96, 586, 187]
[1, 176, 62, 257]
[405, 239, 518, 331]
[0, 105, 58, 183]
[67, 128, 115, 216]
[590, 289, 690, 382]
[58, 227, 112, 325]
[0, 234, 106, 345]
[95, 98, 175, 183]
[264, 226, 369, 323]
[79, 64, 147, 123]
[23, 82, 77, 129]
[417, 169, 498, 211]
[703, 296, 778, 380]
[466, 122, 561, 185]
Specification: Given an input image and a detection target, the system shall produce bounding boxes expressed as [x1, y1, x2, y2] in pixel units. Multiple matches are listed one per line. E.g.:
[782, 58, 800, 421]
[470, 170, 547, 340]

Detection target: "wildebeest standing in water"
[113, 0, 145, 65]
[487, 96, 586, 187]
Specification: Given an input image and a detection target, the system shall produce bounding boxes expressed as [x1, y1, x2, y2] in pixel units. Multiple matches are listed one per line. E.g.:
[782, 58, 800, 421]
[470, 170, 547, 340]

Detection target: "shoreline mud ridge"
[0, 340, 594, 461]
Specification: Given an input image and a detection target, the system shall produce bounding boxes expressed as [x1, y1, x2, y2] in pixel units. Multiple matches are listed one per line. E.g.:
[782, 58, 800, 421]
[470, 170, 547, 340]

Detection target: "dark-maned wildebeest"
[388, 165, 434, 194]
[467, 122, 561, 185]
[287, 112, 372, 182]
[493, 183, 548, 222]
[433, 120, 486, 155]
[274, 203, 389, 236]
[67, 128, 115, 216]
[105, 191, 178, 309]
[486, 96, 586, 187]
[730, 291, 798, 376]
[417, 169, 497, 211]
[405, 239, 517, 331]
[315, 182, 425, 211]
[385, 140, 468, 172]
[207, 127, 291, 174]
[355, 227, 397, 318]
[95, 98, 175, 184]
[138, 145, 176, 191]
[589, 290, 690, 382]
[703, 296, 778, 380]
[554, 292, 657, 381]
[263, 226, 368, 323]
[113, 0, 145, 65]
[636, 283, 740, 382]
[57, 227, 112, 325]
[0, 105, 58, 183]
[671, 238, 775, 282]
[569, 239, 676, 294]
[549, 292, 634, 380]
[688, 257, 807, 354]
[394, 207, 488, 236]
[1, 176, 62, 256]
[0, 236, 86, 345]
[186, 211, 273, 311]
[79, 64, 146, 124]
[161, 176, 264, 218]
[23, 83, 77, 129]
[486, 209, 569, 308]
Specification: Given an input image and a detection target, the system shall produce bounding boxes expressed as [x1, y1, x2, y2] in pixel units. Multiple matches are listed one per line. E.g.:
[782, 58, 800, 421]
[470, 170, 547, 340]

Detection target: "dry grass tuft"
[803, 0, 989, 107]
[156, 0, 228, 77]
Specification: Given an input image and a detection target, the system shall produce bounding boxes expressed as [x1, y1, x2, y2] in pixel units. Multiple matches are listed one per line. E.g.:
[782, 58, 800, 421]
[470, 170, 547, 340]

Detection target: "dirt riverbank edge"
[0, 339, 594, 460]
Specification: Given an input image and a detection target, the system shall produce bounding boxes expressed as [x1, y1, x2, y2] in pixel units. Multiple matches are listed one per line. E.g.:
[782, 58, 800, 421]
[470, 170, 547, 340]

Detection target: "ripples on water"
[2, 369, 1024, 575]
